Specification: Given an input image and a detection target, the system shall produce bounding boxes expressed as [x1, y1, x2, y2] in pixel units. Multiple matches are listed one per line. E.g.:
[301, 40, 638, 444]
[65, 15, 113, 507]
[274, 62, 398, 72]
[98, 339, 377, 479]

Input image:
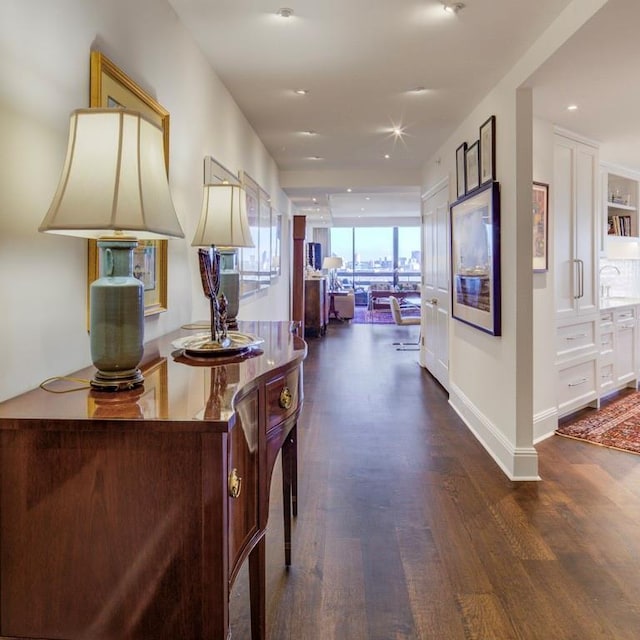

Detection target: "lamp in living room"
[322, 255, 343, 291]
[39, 108, 185, 390]
[191, 166, 254, 334]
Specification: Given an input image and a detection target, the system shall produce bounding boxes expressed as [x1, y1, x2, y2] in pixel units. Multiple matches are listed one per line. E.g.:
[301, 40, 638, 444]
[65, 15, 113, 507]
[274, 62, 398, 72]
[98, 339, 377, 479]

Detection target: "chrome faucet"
[599, 264, 621, 299]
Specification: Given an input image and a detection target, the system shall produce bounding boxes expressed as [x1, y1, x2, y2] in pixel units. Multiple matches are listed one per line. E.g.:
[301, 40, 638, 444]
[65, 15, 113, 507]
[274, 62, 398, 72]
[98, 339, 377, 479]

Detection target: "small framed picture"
[532, 181, 549, 272]
[479, 115, 496, 185]
[456, 142, 467, 200]
[465, 141, 480, 193]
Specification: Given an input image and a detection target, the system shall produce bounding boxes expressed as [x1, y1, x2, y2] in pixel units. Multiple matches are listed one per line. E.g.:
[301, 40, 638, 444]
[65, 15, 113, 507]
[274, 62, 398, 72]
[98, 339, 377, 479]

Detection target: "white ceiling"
[167, 0, 635, 223]
[528, 0, 640, 174]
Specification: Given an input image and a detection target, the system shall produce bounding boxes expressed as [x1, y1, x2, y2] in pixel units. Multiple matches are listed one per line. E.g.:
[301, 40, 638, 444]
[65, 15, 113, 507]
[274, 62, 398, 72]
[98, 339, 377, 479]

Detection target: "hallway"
[230, 320, 640, 639]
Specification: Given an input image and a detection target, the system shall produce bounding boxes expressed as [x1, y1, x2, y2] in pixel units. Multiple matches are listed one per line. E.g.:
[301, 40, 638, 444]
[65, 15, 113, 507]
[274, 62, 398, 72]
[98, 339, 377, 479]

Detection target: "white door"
[421, 179, 450, 391]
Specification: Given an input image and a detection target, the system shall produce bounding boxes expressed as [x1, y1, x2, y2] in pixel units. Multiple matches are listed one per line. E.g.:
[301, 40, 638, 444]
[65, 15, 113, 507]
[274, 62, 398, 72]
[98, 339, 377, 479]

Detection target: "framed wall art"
[450, 180, 501, 335]
[88, 51, 170, 317]
[479, 115, 496, 185]
[456, 142, 467, 200]
[532, 181, 549, 272]
[465, 141, 480, 193]
[239, 171, 261, 296]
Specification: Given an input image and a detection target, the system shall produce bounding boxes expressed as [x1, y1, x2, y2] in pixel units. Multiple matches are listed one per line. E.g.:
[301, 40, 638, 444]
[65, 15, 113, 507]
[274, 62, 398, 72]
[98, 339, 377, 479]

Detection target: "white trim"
[421, 176, 448, 202]
[533, 406, 558, 444]
[449, 383, 540, 481]
[553, 125, 600, 149]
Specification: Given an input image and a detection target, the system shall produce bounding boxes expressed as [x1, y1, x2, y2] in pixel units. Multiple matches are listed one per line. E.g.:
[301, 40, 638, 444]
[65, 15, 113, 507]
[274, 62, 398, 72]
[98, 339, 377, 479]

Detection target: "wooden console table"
[0, 320, 306, 640]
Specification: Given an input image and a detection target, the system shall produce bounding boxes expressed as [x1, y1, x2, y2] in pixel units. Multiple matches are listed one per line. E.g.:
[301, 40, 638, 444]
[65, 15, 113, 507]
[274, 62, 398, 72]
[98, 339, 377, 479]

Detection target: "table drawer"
[266, 365, 301, 432]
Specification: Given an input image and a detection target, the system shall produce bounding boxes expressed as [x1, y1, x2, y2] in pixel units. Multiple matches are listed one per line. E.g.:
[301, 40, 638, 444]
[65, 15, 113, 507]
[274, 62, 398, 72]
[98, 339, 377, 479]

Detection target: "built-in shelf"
[602, 165, 640, 244]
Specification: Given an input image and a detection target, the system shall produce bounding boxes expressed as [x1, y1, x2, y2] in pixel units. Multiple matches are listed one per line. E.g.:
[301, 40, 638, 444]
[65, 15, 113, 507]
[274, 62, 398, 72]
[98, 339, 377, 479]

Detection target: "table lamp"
[322, 256, 343, 290]
[191, 179, 254, 330]
[39, 108, 185, 390]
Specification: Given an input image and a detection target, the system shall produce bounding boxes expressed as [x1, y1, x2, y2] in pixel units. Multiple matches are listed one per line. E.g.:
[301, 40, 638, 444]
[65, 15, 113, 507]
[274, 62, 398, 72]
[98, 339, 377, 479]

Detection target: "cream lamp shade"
[191, 182, 254, 249]
[322, 256, 343, 270]
[39, 108, 185, 240]
[191, 181, 255, 331]
[39, 108, 184, 391]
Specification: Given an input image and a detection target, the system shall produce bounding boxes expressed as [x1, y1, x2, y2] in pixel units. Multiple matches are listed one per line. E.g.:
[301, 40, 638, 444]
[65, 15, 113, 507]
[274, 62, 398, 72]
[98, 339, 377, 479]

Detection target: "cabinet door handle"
[577, 259, 584, 299]
[620, 323, 635, 330]
[565, 333, 587, 341]
[279, 387, 293, 410]
[228, 468, 242, 499]
[568, 377, 588, 387]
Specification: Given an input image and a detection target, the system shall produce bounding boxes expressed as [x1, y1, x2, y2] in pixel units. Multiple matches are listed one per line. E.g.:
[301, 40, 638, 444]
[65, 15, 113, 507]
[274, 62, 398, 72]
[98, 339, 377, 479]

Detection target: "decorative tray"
[171, 332, 264, 357]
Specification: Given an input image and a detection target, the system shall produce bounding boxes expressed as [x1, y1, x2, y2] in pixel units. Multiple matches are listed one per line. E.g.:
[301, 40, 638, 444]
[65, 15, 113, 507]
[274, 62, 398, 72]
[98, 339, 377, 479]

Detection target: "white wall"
[0, 0, 291, 401]
[532, 117, 559, 442]
[419, 0, 608, 479]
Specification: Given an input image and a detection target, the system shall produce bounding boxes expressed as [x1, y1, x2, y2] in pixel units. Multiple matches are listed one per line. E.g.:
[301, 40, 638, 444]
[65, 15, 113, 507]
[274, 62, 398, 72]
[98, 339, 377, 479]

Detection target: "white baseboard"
[533, 406, 558, 444]
[449, 383, 540, 481]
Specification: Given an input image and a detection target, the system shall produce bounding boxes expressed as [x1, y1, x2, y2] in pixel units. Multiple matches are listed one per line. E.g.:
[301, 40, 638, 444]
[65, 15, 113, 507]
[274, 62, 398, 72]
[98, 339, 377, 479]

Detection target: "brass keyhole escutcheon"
[228, 468, 242, 499]
[279, 387, 292, 410]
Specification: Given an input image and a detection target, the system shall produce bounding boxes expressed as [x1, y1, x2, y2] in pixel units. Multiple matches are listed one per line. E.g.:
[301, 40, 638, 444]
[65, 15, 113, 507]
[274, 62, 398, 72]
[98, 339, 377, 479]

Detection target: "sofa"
[368, 284, 420, 311]
[331, 290, 355, 320]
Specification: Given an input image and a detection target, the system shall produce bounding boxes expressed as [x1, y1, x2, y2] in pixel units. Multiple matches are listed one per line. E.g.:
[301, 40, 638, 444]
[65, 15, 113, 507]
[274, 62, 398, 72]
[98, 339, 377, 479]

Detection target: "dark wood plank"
[228, 321, 640, 639]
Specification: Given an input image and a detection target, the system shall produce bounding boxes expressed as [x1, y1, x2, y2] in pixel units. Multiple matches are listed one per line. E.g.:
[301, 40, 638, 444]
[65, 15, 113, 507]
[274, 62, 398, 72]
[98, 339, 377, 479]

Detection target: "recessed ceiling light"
[294, 89, 309, 95]
[384, 154, 391, 159]
[307, 155, 323, 160]
[301, 130, 317, 135]
[567, 104, 578, 111]
[360, 207, 365, 212]
[276, 7, 294, 18]
[443, 2, 465, 14]
[347, 188, 352, 192]
[312, 197, 317, 203]
[392, 126, 404, 137]
[365, 196, 371, 201]
[409, 86, 427, 94]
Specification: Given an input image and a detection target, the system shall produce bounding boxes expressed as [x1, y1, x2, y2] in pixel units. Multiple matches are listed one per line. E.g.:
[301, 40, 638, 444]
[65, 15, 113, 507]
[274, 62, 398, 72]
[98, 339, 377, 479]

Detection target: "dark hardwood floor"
[230, 319, 640, 639]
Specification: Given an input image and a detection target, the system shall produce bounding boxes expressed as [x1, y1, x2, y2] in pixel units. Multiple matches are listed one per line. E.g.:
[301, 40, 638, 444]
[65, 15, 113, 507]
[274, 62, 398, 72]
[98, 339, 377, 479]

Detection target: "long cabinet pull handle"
[573, 259, 580, 300]
[577, 259, 584, 299]
[568, 377, 588, 388]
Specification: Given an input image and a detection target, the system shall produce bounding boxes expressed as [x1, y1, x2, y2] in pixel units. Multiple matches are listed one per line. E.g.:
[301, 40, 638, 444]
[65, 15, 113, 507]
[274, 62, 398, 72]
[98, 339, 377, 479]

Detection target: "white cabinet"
[554, 130, 600, 417]
[615, 307, 636, 387]
[598, 306, 637, 397]
[554, 130, 599, 321]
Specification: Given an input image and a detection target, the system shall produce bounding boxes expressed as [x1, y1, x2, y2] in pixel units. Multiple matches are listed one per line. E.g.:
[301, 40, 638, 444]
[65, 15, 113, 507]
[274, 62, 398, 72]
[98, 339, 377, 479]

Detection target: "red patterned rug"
[352, 306, 420, 325]
[556, 392, 640, 455]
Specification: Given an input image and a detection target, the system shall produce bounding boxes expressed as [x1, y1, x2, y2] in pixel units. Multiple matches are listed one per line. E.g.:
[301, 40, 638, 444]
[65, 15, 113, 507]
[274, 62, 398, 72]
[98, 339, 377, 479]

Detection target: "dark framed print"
[479, 115, 496, 185]
[456, 142, 467, 199]
[532, 181, 549, 272]
[465, 141, 480, 193]
[450, 180, 501, 335]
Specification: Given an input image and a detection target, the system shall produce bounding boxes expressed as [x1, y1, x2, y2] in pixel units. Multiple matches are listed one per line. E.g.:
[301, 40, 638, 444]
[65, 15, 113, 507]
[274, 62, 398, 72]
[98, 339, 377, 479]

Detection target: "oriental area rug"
[352, 306, 420, 325]
[556, 392, 640, 455]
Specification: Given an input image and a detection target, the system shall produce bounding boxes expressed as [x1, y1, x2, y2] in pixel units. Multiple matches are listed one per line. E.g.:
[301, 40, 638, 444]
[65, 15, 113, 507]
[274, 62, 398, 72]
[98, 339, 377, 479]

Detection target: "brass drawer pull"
[279, 387, 293, 410]
[228, 468, 242, 499]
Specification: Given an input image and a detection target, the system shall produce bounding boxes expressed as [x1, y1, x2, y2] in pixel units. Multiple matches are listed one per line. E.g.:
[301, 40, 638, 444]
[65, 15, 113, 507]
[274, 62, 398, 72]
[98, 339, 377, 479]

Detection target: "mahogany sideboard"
[0, 320, 306, 640]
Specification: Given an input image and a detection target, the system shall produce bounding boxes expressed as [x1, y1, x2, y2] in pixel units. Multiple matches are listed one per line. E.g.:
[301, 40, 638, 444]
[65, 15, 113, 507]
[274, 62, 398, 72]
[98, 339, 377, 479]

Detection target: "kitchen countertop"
[599, 296, 640, 310]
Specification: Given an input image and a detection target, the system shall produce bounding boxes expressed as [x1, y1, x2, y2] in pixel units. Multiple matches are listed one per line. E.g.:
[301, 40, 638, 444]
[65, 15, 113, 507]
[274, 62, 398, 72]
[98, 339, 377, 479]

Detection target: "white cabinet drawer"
[556, 320, 597, 360]
[558, 358, 598, 416]
[600, 362, 615, 392]
[600, 329, 614, 356]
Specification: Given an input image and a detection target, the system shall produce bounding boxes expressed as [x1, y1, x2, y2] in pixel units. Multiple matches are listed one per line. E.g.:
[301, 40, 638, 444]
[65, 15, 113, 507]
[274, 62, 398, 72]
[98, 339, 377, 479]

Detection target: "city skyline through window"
[329, 226, 421, 291]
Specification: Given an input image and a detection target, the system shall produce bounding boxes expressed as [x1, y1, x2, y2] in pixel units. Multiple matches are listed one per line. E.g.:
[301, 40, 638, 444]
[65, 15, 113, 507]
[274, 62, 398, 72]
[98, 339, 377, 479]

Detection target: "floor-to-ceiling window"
[329, 226, 421, 304]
